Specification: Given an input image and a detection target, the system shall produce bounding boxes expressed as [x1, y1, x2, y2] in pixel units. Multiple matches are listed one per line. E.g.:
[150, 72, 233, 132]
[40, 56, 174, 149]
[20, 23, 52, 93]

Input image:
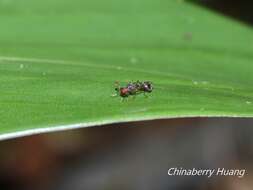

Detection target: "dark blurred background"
[1, 0, 253, 189]
[0, 118, 253, 190]
[191, 0, 253, 25]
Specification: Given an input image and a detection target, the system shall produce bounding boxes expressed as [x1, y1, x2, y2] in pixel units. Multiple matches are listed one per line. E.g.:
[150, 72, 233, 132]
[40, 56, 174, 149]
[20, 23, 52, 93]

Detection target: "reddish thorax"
[120, 88, 129, 97]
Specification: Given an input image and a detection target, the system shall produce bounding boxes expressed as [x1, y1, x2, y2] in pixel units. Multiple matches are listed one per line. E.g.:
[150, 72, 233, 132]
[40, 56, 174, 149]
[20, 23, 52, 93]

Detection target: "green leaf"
[1, 0, 253, 140]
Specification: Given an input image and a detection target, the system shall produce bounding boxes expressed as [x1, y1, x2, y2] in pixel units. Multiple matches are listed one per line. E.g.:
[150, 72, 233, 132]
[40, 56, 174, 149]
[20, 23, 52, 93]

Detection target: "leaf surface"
[1, 0, 253, 139]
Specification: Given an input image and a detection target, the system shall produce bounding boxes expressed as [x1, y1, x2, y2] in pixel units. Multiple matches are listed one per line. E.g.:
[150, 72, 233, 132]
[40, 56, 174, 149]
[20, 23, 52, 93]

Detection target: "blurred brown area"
[189, 0, 253, 25]
[0, 118, 253, 190]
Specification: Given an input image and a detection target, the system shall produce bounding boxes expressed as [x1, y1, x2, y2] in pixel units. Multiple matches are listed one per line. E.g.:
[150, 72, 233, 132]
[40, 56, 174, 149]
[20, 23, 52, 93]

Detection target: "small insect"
[113, 80, 153, 99]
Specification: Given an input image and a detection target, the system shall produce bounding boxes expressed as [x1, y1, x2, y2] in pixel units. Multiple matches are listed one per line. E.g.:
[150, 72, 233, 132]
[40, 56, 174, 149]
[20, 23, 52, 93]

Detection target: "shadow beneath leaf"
[186, 0, 253, 26]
